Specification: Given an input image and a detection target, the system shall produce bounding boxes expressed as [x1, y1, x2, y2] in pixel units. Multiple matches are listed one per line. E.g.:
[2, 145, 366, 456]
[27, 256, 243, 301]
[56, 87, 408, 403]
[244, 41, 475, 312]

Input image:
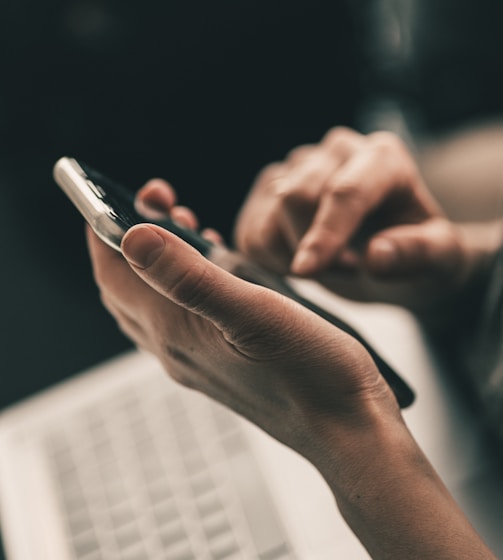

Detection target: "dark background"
[0, 0, 365, 410]
[3, 0, 503, 409]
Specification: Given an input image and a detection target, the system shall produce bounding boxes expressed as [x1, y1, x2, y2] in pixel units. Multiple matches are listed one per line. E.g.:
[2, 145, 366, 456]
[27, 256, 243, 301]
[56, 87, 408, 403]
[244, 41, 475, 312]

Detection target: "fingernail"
[291, 248, 318, 275]
[122, 226, 165, 269]
[370, 238, 397, 272]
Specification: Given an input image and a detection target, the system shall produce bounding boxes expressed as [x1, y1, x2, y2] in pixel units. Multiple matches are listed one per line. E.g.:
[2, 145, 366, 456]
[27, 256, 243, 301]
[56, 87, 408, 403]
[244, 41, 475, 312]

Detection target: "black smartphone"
[53, 156, 415, 408]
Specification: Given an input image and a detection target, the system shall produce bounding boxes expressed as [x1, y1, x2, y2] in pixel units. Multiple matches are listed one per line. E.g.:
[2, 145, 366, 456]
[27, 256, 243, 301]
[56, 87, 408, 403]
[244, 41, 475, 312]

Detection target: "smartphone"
[53, 156, 415, 408]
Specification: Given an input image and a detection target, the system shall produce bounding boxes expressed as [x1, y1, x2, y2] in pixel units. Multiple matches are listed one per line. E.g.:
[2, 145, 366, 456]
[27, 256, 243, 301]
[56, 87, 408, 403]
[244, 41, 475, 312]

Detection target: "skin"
[86, 129, 499, 558]
[234, 128, 499, 321]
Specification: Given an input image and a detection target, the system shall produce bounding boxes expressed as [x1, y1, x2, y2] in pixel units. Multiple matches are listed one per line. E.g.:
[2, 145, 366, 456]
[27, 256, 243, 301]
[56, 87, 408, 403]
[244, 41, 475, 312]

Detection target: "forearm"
[314, 416, 497, 560]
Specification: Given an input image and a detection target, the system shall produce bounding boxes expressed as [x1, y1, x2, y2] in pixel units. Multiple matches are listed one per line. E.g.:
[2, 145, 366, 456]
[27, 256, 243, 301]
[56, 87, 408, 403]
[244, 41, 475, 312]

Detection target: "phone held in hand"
[53, 156, 415, 408]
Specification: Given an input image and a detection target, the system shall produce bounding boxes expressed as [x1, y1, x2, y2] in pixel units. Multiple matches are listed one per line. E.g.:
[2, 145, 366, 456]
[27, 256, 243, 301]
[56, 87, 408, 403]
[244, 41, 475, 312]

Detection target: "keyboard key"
[212, 406, 239, 436]
[190, 471, 215, 496]
[110, 504, 136, 530]
[152, 498, 178, 527]
[202, 510, 230, 539]
[115, 522, 142, 550]
[67, 507, 95, 536]
[161, 538, 195, 559]
[226, 452, 289, 559]
[104, 480, 128, 508]
[71, 528, 100, 558]
[184, 450, 206, 476]
[209, 531, 239, 559]
[157, 518, 186, 545]
[196, 491, 222, 517]
[45, 375, 296, 560]
[77, 552, 103, 560]
[120, 544, 147, 560]
[259, 544, 291, 560]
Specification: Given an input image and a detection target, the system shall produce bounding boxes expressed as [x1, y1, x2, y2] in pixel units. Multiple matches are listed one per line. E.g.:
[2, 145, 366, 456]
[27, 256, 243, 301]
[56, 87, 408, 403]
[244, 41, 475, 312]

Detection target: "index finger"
[291, 135, 425, 275]
[134, 179, 177, 220]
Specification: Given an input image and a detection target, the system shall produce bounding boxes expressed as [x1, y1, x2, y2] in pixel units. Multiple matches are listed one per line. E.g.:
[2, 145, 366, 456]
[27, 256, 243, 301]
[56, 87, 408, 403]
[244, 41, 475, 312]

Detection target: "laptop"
[0, 282, 378, 560]
[2, 280, 503, 559]
[0, 347, 372, 560]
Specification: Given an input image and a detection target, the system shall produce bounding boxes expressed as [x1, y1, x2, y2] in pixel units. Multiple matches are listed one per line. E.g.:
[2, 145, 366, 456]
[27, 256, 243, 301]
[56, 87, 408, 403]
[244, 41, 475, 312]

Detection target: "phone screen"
[79, 162, 213, 255]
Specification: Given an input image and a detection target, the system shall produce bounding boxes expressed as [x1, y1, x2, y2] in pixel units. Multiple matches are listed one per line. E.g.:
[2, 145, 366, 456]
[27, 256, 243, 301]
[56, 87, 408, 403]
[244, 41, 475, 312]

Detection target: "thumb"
[365, 218, 463, 279]
[121, 224, 269, 332]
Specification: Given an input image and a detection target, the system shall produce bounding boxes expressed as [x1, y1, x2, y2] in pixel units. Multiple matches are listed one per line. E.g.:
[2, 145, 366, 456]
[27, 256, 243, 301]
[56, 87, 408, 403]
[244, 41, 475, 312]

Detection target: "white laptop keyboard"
[42, 374, 293, 560]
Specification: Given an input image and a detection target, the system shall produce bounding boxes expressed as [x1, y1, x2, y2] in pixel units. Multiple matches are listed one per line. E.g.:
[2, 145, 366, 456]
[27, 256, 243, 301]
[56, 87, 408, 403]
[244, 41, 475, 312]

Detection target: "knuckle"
[326, 179, 364, 208]
[322, 126, 360, 149]
[274, 160, 330, 207]
[368, 131, 406, 155]
[258, 162, 284, 183]
[169, 263, 215, 314]
[225, 293, 291, 359]
[286, 144, 316, 164]
[368, 131, 418, 181]
[279, 182, 312, 207]
[257, 164, 290, 196]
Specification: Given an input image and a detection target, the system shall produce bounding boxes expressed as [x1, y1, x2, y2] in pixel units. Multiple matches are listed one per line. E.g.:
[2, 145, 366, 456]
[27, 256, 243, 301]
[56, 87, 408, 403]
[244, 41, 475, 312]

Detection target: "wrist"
[307, 409, 496, 559]
[309, 405, 414, 500]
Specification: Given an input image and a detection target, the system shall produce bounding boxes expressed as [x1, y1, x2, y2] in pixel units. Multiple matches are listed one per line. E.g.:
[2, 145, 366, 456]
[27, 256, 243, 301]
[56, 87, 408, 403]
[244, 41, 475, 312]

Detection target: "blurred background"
[0, 0, 366, 410]
[0, 0, 360, 411]
[1, 0, 503, 448]
[0, 0, 503, 407]
[2, 0, 503, 557]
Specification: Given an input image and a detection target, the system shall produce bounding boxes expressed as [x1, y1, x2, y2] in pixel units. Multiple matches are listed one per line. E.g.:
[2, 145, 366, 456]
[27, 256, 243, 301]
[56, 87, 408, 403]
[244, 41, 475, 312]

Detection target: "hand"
[86, 179, 400, 466]
[234, 128, 485, 316]
[86, 179, 497, 560]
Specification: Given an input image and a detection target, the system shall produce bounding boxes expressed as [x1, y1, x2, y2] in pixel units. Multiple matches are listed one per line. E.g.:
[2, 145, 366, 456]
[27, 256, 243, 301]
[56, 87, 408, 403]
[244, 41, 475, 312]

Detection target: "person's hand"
[234, 128, 488, 317]
[86, 179, 498, 560]
[87, 179, 401, 466]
